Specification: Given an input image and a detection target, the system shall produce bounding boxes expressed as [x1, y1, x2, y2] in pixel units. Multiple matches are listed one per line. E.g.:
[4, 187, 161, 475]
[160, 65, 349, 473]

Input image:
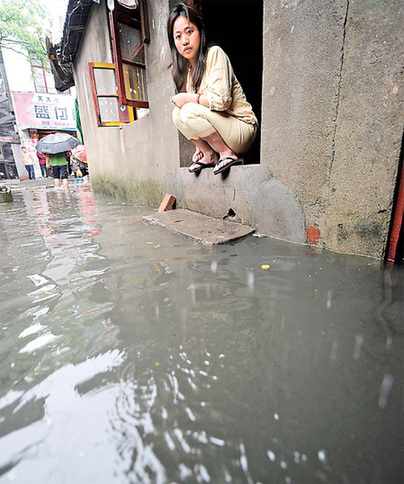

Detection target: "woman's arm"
[204, 46, 233, 111]
[170, 92, 208, 109]
[170, 47, 233, 111]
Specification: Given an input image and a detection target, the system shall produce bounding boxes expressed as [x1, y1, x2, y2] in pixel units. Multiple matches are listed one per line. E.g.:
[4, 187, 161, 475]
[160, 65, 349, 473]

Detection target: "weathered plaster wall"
[73, 0, 180, 205]
[261, 0, 403, 258]
[322, 0, 404, 257]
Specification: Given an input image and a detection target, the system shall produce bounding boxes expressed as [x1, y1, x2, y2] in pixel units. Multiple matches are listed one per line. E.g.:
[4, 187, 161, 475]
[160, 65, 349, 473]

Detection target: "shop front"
[12, 92, 77, 179]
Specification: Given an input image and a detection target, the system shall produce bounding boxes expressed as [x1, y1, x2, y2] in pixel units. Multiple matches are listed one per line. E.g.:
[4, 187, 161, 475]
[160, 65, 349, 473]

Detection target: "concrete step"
[143, 209, 255, 245]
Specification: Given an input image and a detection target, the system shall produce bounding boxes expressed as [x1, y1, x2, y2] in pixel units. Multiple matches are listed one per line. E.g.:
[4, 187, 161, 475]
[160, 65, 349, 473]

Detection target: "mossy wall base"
[91, 176, 164, 208]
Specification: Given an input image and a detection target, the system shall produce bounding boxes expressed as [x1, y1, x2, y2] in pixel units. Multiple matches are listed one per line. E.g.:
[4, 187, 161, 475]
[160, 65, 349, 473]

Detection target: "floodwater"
[0, 182, 403, 484]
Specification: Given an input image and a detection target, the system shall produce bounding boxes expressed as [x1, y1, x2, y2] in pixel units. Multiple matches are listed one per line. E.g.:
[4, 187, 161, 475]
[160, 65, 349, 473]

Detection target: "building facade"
[1, 43, 76, 179]
[0, 48, 19, 180]
[56, 0, 403, 260]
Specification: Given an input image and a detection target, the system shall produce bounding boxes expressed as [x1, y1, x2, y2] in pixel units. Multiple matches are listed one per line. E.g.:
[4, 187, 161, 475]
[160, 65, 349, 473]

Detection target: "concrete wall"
[74, 0, 403, 259]
[323, 0, 404, 257]
[261, 0, 404, 257]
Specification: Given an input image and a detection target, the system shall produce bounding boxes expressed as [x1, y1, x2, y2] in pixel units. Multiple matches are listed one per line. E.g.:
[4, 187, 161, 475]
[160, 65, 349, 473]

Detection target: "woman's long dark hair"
[167, 2, 208, 93]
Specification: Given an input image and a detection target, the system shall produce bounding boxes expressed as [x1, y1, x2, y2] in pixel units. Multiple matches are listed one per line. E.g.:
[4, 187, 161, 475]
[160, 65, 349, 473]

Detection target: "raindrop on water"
[178, 463, 192, 479]
[210, 436, 225, 447]
[198, 464, 211, 482]
[246, 270, 255, 290]
[164, 431, 176, 451]
[211, 261, 218, 273]
[378, 374, 394, 409]
[353, 334, 364, 360]
[318, 450, 326, 462]
[187, 377, 197, 391]
[326, 290, 332, 309]
[185, 407, 196, 422]
[239, 443, 248, 472]
[267, 450, 276, 461]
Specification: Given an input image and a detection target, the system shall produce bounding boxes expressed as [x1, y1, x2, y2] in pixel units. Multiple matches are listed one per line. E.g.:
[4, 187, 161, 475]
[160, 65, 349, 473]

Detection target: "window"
[31, 59, 58, 94]
[31, 60, 47, 93]
[108, 0, 150, 115]
[88, 62, 135, 126]
[118, 22, 148, 103]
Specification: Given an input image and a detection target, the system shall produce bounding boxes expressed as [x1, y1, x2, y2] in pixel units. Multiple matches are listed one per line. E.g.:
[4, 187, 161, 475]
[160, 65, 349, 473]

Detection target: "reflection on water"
[0, 183, 403, 483]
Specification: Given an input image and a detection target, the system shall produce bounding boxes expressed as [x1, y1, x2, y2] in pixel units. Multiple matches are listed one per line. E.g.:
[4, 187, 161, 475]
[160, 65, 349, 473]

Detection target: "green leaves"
[0, 0, 47, 62]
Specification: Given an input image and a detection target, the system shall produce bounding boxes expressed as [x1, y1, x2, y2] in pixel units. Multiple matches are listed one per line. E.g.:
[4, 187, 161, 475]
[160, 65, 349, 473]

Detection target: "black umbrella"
[35, 132, 80, 154]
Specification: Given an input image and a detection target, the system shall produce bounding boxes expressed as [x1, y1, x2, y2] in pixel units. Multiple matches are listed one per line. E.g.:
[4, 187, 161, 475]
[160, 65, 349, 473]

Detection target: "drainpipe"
[386, 136, 404, 265]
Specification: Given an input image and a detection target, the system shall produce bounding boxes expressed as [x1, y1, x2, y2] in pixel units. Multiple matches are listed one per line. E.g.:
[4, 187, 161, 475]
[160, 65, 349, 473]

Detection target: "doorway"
[200, 0, 263, 164]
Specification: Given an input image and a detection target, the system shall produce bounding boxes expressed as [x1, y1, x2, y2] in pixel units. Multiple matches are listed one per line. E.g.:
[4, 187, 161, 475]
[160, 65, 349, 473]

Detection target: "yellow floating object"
[261, 264, 270, 270]
[155, 362, 160, 367]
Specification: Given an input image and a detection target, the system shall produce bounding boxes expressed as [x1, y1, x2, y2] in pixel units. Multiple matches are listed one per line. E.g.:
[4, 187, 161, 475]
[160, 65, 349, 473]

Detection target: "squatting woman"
[167, 3, 258, 175]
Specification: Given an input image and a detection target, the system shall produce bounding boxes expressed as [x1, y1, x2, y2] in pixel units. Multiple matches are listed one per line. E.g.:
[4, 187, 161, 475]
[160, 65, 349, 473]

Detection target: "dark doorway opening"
[201, 0, 263, 164]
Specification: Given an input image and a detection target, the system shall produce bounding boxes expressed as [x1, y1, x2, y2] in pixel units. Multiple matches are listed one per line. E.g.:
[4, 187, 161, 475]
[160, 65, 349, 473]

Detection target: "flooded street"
[0, 182, 403, 484]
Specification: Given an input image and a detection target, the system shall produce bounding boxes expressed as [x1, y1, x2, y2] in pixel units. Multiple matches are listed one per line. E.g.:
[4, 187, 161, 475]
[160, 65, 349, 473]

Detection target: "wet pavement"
[0, 181, 403, 483]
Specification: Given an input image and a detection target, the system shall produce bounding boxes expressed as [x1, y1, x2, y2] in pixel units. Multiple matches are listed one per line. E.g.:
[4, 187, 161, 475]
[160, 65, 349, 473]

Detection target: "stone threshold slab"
[143, 209, 255, 245]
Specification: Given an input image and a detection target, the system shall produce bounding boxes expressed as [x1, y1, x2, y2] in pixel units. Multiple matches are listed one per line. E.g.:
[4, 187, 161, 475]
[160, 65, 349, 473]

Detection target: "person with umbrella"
[36, 132, 80, 190]
[46, 151, 69, 189]
[71, 145, 88, 184]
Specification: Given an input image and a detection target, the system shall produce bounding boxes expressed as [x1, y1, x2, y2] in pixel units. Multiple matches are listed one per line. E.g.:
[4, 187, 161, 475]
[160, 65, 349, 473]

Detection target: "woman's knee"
[179, 103, 205, 124]
[172, 106, 182, 126]
[172, 104, 196, 128]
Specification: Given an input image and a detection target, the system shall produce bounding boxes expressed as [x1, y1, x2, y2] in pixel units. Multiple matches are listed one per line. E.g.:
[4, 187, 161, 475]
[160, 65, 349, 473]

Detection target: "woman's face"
[173, 15, 200, 66]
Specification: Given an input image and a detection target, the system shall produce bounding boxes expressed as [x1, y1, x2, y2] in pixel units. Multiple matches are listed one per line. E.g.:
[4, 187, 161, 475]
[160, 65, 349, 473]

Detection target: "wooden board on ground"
[143, 209, 255, 245]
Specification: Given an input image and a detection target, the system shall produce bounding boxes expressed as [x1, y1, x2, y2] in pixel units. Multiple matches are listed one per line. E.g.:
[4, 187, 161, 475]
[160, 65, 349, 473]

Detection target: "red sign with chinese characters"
[12, 92, 76, 130]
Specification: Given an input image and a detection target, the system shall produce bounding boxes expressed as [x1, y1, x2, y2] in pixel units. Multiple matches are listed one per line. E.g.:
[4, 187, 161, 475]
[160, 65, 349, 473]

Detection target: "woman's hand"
[171, 93, 195, 109]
